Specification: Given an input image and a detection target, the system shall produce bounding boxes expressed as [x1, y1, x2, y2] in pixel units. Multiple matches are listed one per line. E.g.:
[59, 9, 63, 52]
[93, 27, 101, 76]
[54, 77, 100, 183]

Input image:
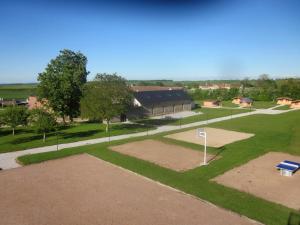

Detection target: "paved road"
[0, 108, 297, 170]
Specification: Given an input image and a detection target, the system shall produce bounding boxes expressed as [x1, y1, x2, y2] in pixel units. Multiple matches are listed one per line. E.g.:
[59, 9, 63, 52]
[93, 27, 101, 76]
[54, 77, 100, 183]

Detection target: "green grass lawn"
[221, 101, 239, 108]
[0, 122, 153, 153]
[137, 107, 250, 126]
[0, 88, 36, 99]
[18, 109, 300, 225]
[252, 101, 277, 109]
[274, 105, 291, 110]
[0, 108, 249, 153]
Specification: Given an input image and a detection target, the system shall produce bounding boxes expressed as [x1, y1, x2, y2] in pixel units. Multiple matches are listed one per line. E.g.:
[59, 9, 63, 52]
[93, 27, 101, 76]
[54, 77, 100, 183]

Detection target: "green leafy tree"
[0, 110, 4, 127]
[29, 109, 57, 142]
[80, 73, 133, 132]
[2, 106, 28, 135]
[37, 49, 89, 123]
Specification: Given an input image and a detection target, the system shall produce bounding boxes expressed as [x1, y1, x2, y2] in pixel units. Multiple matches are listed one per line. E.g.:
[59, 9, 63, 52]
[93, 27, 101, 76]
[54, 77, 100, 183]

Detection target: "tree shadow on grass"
[10, 129, 100, 145]
[10, 133, 56, 144]
[112, 123, 154, 131]
[60, 130, 100, 140]
[0, 127, 36, 137]
[135, 118, 179, 126]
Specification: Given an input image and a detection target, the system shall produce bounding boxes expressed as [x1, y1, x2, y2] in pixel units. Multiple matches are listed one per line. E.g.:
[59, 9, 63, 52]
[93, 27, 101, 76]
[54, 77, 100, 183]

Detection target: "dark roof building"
[129, 89, 194, 118]
[240, 98, 253, 104]
[133, 90, 192, 108]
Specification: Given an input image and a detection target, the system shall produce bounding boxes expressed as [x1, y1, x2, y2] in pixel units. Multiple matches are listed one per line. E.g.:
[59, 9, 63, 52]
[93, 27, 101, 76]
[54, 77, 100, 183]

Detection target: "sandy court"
[0, 154, 258, 225]
[213, 152, 300, 210]
[110, 139, 215, 171]
[165, 127, 254, 148]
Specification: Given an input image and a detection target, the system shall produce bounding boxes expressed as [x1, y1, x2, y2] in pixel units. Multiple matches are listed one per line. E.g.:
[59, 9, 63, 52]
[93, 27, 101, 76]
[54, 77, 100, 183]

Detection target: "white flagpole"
[198, 128, 207, 166]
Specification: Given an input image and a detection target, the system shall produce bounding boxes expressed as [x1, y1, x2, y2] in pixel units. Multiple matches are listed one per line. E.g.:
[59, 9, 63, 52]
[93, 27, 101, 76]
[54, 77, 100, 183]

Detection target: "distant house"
[129, 88, 193, 118]
[232, 97, 242, 105]
[199, 83, 232, 90]
[290, 100, 300, 109]
[240, 98, 253, 107]
[27, 96, 48, 110]
[203, 100, 221, 108]
[0, 98, 27, 107]
[276, 97, 293, 105]
[0, 99, 16, 107]
[199, 84, 219, 90]
[232, 97, 253, 107]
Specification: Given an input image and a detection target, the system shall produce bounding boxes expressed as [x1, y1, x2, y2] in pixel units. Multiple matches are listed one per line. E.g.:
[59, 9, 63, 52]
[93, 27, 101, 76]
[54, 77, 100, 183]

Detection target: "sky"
[0, 0, 300, 83]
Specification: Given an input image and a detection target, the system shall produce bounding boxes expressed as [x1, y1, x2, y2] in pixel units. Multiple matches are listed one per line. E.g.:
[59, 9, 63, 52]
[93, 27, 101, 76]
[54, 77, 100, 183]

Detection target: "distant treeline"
[1, 76, 300, 101]
[190, 76, 300, 101]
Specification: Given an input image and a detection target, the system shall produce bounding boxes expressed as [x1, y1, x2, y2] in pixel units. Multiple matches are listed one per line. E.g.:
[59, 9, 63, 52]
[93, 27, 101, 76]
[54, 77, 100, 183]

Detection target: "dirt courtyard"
[0, 154, 258, 225]
[165, 127, 254, 148]
[110, 139, 215, 171]
[213, 152, 300, 210]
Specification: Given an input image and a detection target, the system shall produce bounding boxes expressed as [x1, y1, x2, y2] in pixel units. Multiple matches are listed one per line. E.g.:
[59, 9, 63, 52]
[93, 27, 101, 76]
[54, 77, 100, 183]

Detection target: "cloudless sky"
[0, 0, 300, 83]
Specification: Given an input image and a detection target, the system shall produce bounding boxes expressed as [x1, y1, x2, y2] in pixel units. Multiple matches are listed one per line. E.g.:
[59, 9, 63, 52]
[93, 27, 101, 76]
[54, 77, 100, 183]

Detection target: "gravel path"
[0, 108, 297, 170]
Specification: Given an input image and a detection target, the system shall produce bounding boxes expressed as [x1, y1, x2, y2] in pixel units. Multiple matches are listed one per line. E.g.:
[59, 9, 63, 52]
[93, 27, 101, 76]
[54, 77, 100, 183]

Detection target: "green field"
[0, 107, 249, 153]
[0, 84, 37, 99]
[274, 105, 291, 110]
[137, 107, 250, 126]
[221, 101, 239, 108]
[195, 100, 277, 109]
[252, 101, 277, 109]
[0, 122, 153, 153]
[18, 109, 300, 225]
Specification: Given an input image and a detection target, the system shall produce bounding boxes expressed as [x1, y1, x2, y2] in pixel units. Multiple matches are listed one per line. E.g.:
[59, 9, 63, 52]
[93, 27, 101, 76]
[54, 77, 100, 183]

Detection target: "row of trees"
[0, 106, 56, 141]
[241, 75, 300, 101]
[0, 49, 133, 141]
[36, 49, 132, 133]
[190, 75, 300, 101]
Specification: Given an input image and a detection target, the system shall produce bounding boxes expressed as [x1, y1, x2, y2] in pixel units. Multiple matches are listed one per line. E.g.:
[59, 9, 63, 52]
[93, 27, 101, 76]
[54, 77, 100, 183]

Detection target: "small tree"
[2, 106, 28, 135]
[80, 73, 133, 132]
[0, 110, 4, 128]
[30, 109, 57, 142]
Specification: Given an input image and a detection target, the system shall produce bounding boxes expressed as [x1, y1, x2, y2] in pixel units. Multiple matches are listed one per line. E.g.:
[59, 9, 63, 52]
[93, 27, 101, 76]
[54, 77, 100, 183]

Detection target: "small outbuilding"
[232, 97, 242, 105]
[290, 100, 300, 109]
[276, 97, 293, 105]
[203, 100, 221, 108]
[239, 98, 253, 107]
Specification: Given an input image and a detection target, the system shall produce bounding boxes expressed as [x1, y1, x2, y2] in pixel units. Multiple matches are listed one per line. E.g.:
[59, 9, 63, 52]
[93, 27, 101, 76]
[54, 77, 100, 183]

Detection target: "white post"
[203, 132, 207, 165]
[198, 128, 207, 166]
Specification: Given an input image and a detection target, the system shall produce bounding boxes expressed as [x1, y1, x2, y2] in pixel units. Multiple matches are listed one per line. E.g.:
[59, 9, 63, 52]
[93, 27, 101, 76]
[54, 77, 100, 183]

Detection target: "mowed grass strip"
[0, 107, 248, 153]
[252, 101, 277, 109]
[0, 122, 153, 153]
[18, 110, 300, 225]
[137, 107, 249, 126]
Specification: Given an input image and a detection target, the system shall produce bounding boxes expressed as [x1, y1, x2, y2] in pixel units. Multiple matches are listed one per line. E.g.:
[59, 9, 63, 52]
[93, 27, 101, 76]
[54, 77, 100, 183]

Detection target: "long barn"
[128, 87, 194, 118]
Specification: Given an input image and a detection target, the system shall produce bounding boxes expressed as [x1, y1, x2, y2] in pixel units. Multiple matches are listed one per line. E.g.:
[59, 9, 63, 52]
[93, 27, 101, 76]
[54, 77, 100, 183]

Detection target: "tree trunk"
[62, 116, 66, 125]
[43, 132, 46, 142]
[12, 128, 15, 136]
[106, 120, 110, 133]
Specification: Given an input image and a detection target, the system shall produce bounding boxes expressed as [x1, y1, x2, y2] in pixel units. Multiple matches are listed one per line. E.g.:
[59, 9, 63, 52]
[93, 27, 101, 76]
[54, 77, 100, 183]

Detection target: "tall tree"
[2, 106, 28, 135]
[29, 109, 57, 142]
[37, 49, 88, 123]
[80, 73, 133, 132]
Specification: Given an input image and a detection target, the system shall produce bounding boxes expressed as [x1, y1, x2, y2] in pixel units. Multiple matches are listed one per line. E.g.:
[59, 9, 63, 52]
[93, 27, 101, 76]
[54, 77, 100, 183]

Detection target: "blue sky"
[0, 0, 300, 83]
